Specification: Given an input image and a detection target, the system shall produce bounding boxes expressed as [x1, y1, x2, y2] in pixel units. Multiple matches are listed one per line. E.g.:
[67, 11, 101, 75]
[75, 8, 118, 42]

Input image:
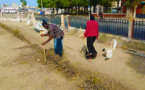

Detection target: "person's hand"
[42, 42, 47, 45]
[82, 35, 85, 39]
[96, 37, 98, 40]
[41, 34, 45, 37]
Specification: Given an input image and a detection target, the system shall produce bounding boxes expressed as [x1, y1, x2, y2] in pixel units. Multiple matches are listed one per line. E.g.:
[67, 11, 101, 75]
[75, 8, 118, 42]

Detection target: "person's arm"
[42, 35, 53, 45]
[83, 21, 89, 38]
[41, 33, 49, 37]
[42, 27, 54, 45]
[96, 23, 99, 40]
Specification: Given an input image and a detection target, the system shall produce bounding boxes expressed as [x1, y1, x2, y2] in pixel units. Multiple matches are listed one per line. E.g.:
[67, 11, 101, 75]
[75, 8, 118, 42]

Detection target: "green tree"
[90, 0, 99, 13]
[101, 0, 114, 13]
[123, 0, 140, 17]
[124, 0, 140, 7]
[20, 0, 27, 7]
[37, 0, 116, 14]
[60, 0, 71, 14]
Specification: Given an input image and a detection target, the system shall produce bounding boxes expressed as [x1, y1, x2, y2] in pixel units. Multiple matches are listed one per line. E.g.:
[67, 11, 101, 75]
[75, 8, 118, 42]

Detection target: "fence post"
[31, 12, 36, 26]
[128, 18, 134, 39]
[67, 15, 70, 30]
[61, 15, 65, 32]
[133, 5, 137, 18]
[49, 15, 51, 23]
[27, 12, 31, 26]
[1, 12, 3, 19]
[17, 11, 20, 22]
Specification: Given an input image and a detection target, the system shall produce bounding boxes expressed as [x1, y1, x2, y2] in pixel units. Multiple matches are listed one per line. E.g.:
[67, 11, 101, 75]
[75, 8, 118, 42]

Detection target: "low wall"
[92, 13, 126, 17]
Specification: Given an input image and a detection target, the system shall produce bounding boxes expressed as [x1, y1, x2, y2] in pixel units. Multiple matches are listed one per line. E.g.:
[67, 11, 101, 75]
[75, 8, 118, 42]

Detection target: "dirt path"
[0, 28, 77, 90]
[1, 21, 145, 90]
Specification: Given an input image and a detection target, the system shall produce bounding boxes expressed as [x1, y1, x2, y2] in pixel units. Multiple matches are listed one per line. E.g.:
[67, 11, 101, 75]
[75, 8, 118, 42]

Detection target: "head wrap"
[90, 15, 95, 20]
[42, 19, 48, 26]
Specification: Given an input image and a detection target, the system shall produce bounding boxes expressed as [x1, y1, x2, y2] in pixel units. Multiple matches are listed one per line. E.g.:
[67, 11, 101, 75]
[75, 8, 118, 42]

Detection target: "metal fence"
[136, 14, 145, 18]
[96, 17, 129, 37]
[69, 17, 89, 29]
[133, 19, 145, 40]
[35, 15, 61, 26]
[69, 17, 129, 37]
[35, 15, 145, 40]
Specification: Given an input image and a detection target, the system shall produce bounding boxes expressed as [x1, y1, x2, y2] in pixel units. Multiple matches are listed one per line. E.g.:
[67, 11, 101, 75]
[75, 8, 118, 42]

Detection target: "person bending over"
[41, 20, 64, 57]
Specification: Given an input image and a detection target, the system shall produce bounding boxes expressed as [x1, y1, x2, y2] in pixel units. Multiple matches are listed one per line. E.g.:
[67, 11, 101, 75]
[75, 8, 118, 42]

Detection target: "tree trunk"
[78, 6, 80, 15]
[68, 7, 70, 14]
[71, 7, 73, 14]
[77, 6, 78, 15]
[56, 8, 58, 14]
[90, 6, 92, 15]
[65, 8, 67, 14]
[66, 8, 68, 14]
[53, 8, 54, 14]
[85, 7, 88, 15]
[82, 7, 84, 15]
[75, 6, 77, 14]
[93, 5, 96, 13]
[117, 0, 119, 13]
[133, 6, 137, 18]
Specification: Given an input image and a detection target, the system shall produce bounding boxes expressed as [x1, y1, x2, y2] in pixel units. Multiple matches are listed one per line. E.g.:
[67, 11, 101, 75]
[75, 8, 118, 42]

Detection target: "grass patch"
[45, 49, 77, 79]
[98, 34, 113, 43]
[127, 55, 145, 75]
[80, 74, 102, 90]
[13, 29, 20, 36]
[78, 73, 130, 90]
[0, 23, 30, 43]
[123, 41, 145, 51]
[68, 29, 80, 36]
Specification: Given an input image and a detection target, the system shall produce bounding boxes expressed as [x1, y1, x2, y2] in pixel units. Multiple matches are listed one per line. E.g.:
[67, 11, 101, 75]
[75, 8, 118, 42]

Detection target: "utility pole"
[41, 0, 43, 10]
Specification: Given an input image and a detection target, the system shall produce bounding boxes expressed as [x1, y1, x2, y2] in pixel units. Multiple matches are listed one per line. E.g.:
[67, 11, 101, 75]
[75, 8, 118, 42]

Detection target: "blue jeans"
[54, 37, 63, 56]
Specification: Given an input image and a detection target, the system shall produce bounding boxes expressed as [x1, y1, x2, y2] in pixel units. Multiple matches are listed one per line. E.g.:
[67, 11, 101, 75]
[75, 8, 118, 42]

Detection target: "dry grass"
[79, 74, 102, 90]
[127, 55, 145, 75]
[68, 29, 80, 36]
[123, 41, 145, 51]
[78, 72, 130, 90]
[45, 49, 77, 79]
[0, 23, 30, 43]
[98, 34, 113, 43]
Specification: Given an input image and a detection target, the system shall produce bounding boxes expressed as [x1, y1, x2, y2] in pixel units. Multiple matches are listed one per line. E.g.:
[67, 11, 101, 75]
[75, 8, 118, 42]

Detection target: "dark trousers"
[87, 36, 97, 55]
[54, 37, 63, 56]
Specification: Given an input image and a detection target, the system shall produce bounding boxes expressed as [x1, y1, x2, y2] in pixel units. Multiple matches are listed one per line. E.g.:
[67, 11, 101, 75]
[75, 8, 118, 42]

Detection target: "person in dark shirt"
[99, 12, 103, 21]
[41, 20, 64, 57]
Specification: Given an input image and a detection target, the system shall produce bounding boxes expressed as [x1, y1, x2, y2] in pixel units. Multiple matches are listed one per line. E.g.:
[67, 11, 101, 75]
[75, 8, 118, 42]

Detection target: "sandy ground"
[0, 28, 77, 90]
[0, 20, 145, 90]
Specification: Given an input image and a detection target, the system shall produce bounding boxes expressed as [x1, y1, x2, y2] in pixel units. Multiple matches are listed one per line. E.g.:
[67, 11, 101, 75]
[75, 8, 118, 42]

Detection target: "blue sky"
[0, 0, 38, 7]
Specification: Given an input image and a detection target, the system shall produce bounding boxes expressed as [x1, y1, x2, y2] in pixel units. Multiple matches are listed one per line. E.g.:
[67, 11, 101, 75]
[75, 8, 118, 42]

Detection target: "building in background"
[1, 3, 9, 7]
[1, 3, 18, 13]
[11, 3, 18, 7]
